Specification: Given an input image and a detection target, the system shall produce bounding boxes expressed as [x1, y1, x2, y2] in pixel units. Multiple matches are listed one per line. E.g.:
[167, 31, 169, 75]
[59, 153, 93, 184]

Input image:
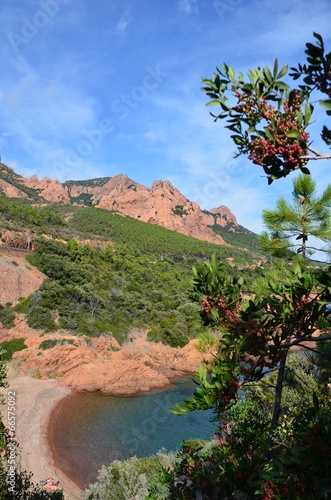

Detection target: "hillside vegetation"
[1, 198, 265, 346]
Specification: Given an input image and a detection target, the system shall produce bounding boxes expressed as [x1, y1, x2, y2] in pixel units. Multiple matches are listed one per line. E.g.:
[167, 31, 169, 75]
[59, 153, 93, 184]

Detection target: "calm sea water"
[49, 379, 216, 489]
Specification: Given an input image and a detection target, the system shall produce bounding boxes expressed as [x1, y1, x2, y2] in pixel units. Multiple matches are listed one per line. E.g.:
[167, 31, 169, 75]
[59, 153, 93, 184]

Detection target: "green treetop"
[259, 173, 331, 258]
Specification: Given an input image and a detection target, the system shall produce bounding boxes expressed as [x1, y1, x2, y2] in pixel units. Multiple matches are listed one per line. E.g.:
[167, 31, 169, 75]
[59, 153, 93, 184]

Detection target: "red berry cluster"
[263, 481, 278, 499]
[201, 297, 213, 317]
[293, 295, 310, 315]
[201, 295, 241, 328]
[217, 297, 241, 326]
[247, 91, 309, 170]
[234, 89, 262, 118]
[263, 481, 292, 500]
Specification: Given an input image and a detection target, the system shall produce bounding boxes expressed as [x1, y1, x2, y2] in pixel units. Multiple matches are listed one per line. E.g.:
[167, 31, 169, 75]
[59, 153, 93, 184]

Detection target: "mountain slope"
[0, 163, 258, 247]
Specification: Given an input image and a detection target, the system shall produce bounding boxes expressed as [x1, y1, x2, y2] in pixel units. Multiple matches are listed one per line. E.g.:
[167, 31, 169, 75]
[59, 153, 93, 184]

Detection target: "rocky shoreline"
[11, 329, 209, 395]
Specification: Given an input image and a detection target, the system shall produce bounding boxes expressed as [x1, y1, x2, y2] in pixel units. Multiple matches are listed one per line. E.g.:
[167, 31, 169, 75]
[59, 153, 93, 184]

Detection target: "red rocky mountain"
[1, 164, 239, 245]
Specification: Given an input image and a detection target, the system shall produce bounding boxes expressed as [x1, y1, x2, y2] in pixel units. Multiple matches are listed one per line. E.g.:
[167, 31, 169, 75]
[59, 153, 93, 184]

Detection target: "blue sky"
[0, 0, 331, 235]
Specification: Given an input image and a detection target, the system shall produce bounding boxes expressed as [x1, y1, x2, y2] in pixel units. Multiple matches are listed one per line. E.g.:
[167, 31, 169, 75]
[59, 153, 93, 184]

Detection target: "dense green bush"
[14, 296, 32, 314]
[83, 453, 176, 500]
[0, 338, 27, 360]
[23, 237, 213, 344]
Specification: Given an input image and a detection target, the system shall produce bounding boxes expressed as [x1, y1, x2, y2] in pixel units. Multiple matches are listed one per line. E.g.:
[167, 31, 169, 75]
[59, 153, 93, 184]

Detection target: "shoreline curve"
[1, 376, 82, 499]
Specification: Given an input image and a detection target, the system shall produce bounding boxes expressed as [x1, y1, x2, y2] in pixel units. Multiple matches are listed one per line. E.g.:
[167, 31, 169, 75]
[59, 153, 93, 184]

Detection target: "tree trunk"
[271, 349, 288, 429]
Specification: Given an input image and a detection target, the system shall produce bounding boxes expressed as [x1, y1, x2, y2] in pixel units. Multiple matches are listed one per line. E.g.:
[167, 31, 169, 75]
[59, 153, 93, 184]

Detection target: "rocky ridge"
[0, 164, 239, 245]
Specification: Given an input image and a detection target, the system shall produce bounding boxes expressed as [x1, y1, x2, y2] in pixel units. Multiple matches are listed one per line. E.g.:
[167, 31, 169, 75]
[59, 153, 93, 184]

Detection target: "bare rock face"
[209, 206, 238, 227]
[98, 175, 228, 245]
[11, 331, 210, 396]
[0, 248, 45, 305]
[0, 230, 35, 250]
[24, 176, 70, 203]
[0, 178, 29, 199]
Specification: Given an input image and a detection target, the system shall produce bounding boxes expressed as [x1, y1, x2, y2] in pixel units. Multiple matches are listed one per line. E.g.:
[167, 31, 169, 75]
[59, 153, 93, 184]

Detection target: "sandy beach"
[1, 376, 82, 499]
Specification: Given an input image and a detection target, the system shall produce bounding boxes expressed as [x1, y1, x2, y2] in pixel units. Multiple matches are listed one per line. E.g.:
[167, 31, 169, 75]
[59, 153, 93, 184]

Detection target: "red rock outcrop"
[0, 248, 45, 305]
[97, 175, 227, 244]
[0, 178, 29, 198]
[12, 330, 210, 395]
[209, 205, 238, 228]
[0, 230, 35, 250]
[24, 176, 70, 203]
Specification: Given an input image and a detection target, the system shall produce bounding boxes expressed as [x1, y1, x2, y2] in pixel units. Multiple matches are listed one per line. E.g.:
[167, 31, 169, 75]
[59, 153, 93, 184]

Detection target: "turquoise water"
[49, 379, 216, 489]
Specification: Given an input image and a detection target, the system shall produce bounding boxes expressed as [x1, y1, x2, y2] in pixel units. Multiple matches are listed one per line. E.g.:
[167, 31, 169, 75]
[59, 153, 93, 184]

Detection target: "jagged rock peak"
[209, 205, 238, 225]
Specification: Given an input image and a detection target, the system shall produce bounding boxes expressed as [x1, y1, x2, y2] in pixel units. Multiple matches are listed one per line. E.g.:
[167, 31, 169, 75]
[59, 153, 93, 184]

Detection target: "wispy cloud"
[179, 0, 199, 14]
[112, 9, 132, 36]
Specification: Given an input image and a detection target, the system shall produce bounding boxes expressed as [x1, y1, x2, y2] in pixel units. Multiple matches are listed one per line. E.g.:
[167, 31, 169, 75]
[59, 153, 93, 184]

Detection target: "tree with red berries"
[171, 33, 331, 428]
[171, 254, 331, 427]
[169, 34, 331, 498]
[201, 32, 331, 183]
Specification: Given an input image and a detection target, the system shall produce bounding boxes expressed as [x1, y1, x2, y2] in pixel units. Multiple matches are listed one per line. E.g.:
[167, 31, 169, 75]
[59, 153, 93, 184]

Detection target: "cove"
[49, 379, 216, 489]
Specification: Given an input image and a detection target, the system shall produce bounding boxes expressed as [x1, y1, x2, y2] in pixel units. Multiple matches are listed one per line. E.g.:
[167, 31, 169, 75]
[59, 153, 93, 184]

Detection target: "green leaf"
[198, 363, 207, 381]
[232, 135, 244, 145]
[321, 125, 331, 145]
[300, 166, 310, 175]
[286, 130, 301, 138]
[273, 58, 279, 79]
[313, 32, 324, 47]
[169, 403, 192, 415]
[206, 100, 221, 107]
[304, 100, 314, 120]
[204, 394, 215, 405]
[274, 81, 289, 91]
[295, 110, 303, 128]
[264, 66, 273, 83]
[276, 64, 288, 79]
[264, 128, 275, 141]
[228, 66, 235, 81]
[320, 99, 331, 110]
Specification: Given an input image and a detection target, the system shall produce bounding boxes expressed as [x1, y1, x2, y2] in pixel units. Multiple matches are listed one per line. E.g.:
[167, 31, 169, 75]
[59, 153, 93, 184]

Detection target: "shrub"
[39, 339, 76, 350]
[83, 456, 162, 500]
[0, 304, 15, 329]
[14, 296, 32, 314]
[0, 338, 27, 360]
